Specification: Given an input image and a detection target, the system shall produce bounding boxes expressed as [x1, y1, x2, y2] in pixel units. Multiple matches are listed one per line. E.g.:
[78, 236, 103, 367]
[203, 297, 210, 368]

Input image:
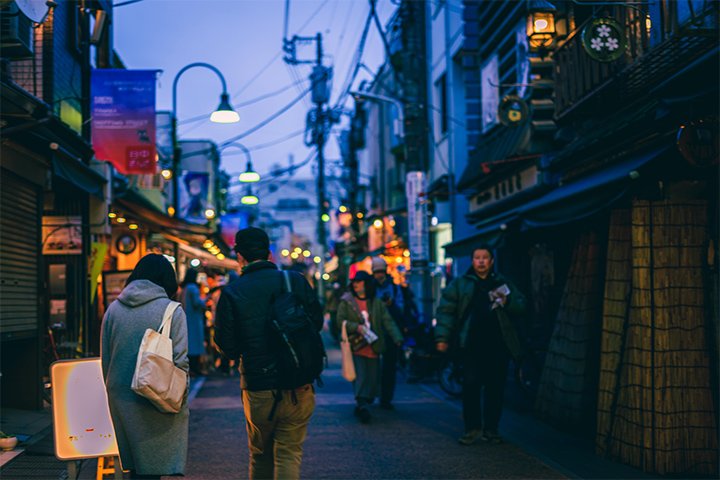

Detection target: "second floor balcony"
[553, 1, 718, 121]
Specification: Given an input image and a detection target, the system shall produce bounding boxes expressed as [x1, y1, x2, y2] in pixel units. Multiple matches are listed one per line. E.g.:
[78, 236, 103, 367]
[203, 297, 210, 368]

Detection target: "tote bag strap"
[158, 301, 181, 337]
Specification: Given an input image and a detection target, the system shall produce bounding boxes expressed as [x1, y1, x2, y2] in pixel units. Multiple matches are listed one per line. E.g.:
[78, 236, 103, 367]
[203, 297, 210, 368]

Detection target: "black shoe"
[379, 402, 395, 410]
[357, 406, 371, 424]
[481, 430, 503, 444]
[458, 429, 483, 446]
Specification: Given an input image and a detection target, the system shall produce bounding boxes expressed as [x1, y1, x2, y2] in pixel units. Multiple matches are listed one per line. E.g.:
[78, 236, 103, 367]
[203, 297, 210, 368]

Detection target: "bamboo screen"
[596, 200, 718, 476]
[535, 231, 603, 427]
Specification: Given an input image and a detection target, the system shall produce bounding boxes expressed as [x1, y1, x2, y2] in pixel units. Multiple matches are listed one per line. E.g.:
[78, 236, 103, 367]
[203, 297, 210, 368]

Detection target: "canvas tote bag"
[340, 320, 356, 382]
[131, 301, 187, 413]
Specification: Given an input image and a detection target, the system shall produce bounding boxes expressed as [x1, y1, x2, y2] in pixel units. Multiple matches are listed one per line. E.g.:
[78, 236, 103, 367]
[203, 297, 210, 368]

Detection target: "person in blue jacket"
[180, 268, 207, 376]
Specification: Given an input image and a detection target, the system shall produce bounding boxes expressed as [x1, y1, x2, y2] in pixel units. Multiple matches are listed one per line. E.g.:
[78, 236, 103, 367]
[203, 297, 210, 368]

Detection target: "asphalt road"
[183, 344, 564, 480]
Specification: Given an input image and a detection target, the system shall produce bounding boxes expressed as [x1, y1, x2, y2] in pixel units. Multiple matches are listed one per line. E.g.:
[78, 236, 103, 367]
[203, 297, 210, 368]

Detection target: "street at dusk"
[1, 0, 718, 479]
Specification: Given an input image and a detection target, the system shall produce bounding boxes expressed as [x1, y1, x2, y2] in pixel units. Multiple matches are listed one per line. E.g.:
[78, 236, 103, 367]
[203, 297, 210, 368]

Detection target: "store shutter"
[0, 170, 40, 337]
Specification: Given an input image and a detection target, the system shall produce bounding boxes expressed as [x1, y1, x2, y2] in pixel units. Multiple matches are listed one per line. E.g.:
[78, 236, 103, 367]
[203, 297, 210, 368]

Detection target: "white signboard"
[406, 171, 429, 261]
[481, 54, 499, 133]
[51, 358, 120, 462]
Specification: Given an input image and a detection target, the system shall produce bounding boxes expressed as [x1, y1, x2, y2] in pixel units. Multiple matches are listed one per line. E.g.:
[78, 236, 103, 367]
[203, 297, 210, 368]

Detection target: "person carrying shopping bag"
[336, 270, 404, 424]
[101, 254, 189, 479]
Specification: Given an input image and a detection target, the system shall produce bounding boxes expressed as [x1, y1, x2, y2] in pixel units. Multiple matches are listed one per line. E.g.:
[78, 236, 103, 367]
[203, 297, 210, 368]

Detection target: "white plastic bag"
[340, 320, 356, 382]
[131, 301, 187, 413]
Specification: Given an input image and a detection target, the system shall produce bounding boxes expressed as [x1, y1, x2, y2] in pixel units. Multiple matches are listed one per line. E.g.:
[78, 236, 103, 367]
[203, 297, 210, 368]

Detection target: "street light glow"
[281, 249, 290, 257]
[161, 169, 173, 180]
[204, 208, 216, 219]
[313, 256, 321, 264]
[210, 93, 240, 124]
[238, 171, 260, 183]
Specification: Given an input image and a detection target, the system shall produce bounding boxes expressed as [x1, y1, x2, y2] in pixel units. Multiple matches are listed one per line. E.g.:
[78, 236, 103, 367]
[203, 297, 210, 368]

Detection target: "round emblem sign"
[498, 95, 529, 127]
[582, 17, 627, 62]
[116, 234, 137, 255]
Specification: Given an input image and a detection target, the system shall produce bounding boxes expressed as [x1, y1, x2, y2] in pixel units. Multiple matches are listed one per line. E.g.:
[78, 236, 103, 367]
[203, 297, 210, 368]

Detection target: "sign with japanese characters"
[91, 69, 158, 175]
[42, 216, 82, 255]
[406, 171, 429, 262]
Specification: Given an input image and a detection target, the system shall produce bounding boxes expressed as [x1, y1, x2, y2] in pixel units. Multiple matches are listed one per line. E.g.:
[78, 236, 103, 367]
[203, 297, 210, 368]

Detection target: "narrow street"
[183, 342, 564, 480]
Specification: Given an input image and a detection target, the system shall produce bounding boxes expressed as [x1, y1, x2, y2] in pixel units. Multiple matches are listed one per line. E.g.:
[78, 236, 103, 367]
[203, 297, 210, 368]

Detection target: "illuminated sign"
[51, 358, 120, 462]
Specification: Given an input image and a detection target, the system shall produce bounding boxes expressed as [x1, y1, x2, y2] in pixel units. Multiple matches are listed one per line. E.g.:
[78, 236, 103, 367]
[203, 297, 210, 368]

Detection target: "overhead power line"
[219, 86, 311, 147]
[178, 79, 307, 127]
[333, 8, 373, 109]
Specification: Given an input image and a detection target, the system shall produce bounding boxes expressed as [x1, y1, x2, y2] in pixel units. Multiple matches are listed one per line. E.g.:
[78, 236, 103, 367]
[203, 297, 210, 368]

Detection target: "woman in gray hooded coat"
[101, 254, 189, 479]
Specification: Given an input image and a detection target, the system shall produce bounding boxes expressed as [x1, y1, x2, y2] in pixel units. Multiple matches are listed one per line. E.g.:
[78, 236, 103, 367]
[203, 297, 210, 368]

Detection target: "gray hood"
[117, 279, 169, 307]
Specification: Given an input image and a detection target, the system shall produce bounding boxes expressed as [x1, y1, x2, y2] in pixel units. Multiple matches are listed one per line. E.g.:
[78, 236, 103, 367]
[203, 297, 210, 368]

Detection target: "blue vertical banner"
[91, 69, 157, 175]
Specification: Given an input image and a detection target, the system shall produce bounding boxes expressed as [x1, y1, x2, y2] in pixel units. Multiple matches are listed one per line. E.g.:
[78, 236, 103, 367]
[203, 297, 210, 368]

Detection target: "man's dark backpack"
[269, 270, 326, 390]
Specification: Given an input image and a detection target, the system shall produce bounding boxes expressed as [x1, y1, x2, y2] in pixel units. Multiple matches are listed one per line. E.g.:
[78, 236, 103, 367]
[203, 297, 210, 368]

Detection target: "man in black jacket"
[215, 227, 322, 480]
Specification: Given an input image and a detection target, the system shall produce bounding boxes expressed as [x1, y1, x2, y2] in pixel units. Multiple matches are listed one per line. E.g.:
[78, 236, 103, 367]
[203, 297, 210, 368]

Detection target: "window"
[480, 54, 499, 133]
[436, 74, 448, 135]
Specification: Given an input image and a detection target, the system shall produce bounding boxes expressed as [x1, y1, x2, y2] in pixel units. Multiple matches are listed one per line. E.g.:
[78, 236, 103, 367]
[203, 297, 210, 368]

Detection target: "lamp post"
[220, 142, 260, 183]
[171, 63, 239, 218]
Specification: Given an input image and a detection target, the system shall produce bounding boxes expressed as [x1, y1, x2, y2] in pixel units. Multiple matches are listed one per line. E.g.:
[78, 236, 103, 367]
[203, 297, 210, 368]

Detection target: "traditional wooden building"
[448, 0, 718, 475]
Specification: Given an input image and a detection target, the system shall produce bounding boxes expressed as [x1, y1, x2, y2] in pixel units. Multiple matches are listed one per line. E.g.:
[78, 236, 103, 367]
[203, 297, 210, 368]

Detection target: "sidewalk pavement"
[0, 376, 206, 479]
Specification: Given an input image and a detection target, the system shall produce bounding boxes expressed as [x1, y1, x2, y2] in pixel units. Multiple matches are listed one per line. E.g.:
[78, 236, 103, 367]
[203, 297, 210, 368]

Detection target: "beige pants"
[242, 385, 315, 480]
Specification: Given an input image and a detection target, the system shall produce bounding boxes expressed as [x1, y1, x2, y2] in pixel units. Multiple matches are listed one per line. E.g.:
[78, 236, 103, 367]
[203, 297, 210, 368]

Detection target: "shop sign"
[91, 69, 158, 175]
[582, 18, 627, 62]
[51, 358, 120, 461]
[469, 166, 539, 213]
[42, 216, 82, 255]
[677, 119, 719, 167]
[406, 171, 429, 261]
[498, 95, 529, 127]
[102, 270, 132, 308]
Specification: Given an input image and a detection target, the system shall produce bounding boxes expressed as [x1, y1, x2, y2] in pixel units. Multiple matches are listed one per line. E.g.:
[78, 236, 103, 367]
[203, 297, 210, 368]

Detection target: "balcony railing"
[554, 7, 649, 119]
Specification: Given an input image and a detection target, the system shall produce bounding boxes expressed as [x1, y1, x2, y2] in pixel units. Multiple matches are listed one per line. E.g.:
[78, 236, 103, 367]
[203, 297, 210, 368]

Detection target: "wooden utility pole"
[400, 0, 433, 323]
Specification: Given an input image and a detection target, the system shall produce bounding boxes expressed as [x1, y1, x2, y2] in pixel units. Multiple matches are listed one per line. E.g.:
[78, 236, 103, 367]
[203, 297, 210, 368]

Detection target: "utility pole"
[314, 33, 328, 303]
[284, 32, 334, 302]
[399, 0, 433, 324]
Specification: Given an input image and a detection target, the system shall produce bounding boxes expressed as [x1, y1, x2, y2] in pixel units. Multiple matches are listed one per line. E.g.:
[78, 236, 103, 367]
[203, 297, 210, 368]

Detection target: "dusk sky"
[114, 0, 395, 185]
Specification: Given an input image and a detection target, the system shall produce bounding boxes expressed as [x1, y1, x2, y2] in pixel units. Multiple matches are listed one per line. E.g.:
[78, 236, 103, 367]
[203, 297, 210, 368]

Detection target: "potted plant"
[0, 431, 18, 451]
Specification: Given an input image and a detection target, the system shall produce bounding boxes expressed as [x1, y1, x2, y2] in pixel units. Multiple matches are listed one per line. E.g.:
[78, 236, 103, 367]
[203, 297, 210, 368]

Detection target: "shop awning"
[519, 144, 671, 230]
[444, 144, 672, 257]
[115, 188, 213, 239]
[52, 152, 107, 198]
[442, 211, 517, 257]
[176, 241, 239, 270]
[457, 123, 532, 191]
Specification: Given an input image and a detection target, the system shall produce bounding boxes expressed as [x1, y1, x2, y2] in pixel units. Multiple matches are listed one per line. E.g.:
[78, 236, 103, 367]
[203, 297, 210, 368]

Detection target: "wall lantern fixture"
[527, 0, 557, 49]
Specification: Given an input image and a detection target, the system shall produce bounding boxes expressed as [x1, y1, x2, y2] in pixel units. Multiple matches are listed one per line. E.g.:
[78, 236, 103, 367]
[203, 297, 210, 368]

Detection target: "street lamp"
[240, 185, 259, 205]
[171, 62, 239, 217]
[220, 142, 260, 183]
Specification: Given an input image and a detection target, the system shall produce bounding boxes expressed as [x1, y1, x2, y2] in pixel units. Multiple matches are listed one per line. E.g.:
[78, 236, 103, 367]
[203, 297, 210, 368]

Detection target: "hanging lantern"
[527, 0, 557, 49]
